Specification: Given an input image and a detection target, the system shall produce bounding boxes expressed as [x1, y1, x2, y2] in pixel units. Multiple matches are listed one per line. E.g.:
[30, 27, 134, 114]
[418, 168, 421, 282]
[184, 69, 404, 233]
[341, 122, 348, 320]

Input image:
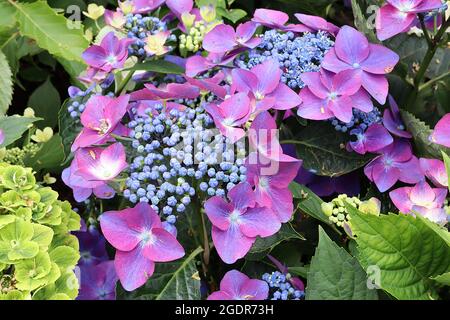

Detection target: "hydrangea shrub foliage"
[0, 0, 449, 301]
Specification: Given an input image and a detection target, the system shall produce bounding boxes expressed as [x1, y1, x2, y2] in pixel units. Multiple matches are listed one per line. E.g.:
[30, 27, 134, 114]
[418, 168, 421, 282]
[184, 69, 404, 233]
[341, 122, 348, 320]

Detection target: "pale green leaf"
[0, 51, 13, 115]
[349, 208, 450, 300]
[306, 227, 378, 300]
[12, 1, 89, 63]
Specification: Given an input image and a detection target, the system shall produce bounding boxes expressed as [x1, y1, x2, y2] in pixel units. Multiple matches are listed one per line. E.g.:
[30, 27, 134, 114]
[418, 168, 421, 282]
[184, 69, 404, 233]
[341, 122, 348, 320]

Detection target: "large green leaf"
[290, 121, 373, 177]
[28, 77, 61, 128]
[0, 51, 13, 116]
[10, 1, 89, 63]
[349, 207, 450, 300]
[401, 110, 450, 159]
[431, 272, 450, 286]
[0, 1, 16, 29]
[306, 227, 378, 300]
[0, 116, 41, 147]
[249, 223, 305, 254]
[24, 134, 65, 171]
[118, 247, 203, 300]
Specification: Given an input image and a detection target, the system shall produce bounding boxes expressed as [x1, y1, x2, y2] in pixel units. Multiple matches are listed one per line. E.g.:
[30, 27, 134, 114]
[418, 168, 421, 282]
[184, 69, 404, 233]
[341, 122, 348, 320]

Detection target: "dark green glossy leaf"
[249, 223, 305, 254]
[28, 78, 61, 129]
[24, 134, 65, 171]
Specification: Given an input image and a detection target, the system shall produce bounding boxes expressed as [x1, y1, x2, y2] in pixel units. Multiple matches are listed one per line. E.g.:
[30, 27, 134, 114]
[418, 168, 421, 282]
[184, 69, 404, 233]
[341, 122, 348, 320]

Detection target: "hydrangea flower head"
[298, 70, 372, 123]
[322, 26, 399, 104]
[376, 0, 443, 41]
[207, 269, 269, 300]
[205, 93, 251, 143]
[100, 202, 185, 291]
[389, 181, 448, 225]
[383, 95, 412, 138]
[203, 22, 261, 54]
[245, 154, 301, 223]
[74, 143, 128, 182]
[62, 157, 116, 202]
[72, 94, 129, 151]
[82, 32, 133, 72]
[232, 59, 302, 112]
[205, 182, 281, 264]
[364, 139, 422, 192]
[78, 261, 118, 300]
[349, 123, 393, 155]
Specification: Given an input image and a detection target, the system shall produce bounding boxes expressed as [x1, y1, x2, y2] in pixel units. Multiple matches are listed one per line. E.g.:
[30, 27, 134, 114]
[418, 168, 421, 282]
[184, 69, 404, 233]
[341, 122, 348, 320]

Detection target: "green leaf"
[306, 227, 377, 300]
[11, 1, 89, 63]
[0, 1, 16, 29]
[289, 182, 337, 228]
[415, 213, 450, 247]
[401, 110, 450, 159]
[27, 78, 61, 128]
[128, 60, 185, 74]
[249, 223, 305, 254]
[0, 115, 41, 147]
[58, 100, 82, 165]
[118, 247, 203, 300]
[289, 121, 374, 177]
[442, 151, 450, 193]
[289, 265, 309, 278]
[349, 208, 450, 300]
[431, 272, 450, 286]
[217, 7, 247, 23]
[0, 51, 13, 115]
[24, 134, 65, 171]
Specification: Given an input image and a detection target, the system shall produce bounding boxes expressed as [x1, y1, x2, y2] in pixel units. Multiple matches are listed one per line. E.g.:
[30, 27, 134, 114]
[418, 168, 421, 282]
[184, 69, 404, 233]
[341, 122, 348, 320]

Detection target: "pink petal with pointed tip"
[270, 83, 302, 110]
[431, 114, 450, 148]
[328, 96, 354, 123]
[203, 24, 237, 53]
[267, 187, 294, 223]
[322, 48, 352, 73]
[362, 44, 399, 74]
[185, 55, 216, 77]
[333, 69, 362, 96]
[115, 247, 154, 291]
[240, 279, 269, 300]
[252, 8, 289, 27]
[376, 5, 416, 41]
[99, 211, 141, 252]
[231, 68, 259, 94]
[372, 162, 400, 192]
[389, 187, 413, 212]
[397, 156, 423, 184]
[419, 158, 448, 188]
[142, 228, 185, 262]
[240, 207, 281, 238]
[228, 182, 256, 212]
[204, 196, 233, 231]
[212, 226, 254, 264]
[335, 26, 370, 65]
[236, 22, 258, 43]
[350, 88, 373, 113]
[298, 88, 333, 120]
[251, 59, 282, 95]
[301, 72, 329, 99]
[410, 181, 437, 207]
[361, 72, 389, 104]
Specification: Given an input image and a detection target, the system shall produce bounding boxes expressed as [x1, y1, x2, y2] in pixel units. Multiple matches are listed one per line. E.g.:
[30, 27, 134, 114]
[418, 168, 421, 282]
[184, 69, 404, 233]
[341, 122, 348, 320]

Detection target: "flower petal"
[361, 44, 399, 74]
[335, 26, 370, 65]
[141, 228, 185, 262]
[114, 247, 154, 291]
[204, 196, 233, 231]
[240, 206, 281, 238]
[203, 24, 237, 53]
[212, 226, 254, 264]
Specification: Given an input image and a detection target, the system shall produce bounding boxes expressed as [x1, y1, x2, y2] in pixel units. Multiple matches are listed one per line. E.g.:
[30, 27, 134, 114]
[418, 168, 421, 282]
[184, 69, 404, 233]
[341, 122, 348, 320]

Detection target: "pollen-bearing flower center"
[255, 91, 265, 100]
[139, 229, 156, 245]
[98, 119, 111, 135]
[328, 92, 338, 100]
[229, 209, 242, 224]
[106, 54, 117, 64]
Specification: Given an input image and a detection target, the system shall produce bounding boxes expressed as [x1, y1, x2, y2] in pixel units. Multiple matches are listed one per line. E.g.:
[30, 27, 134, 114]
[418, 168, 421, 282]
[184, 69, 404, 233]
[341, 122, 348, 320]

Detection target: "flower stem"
[115, 70, 135, 96]
[407, 17, 450, 110]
